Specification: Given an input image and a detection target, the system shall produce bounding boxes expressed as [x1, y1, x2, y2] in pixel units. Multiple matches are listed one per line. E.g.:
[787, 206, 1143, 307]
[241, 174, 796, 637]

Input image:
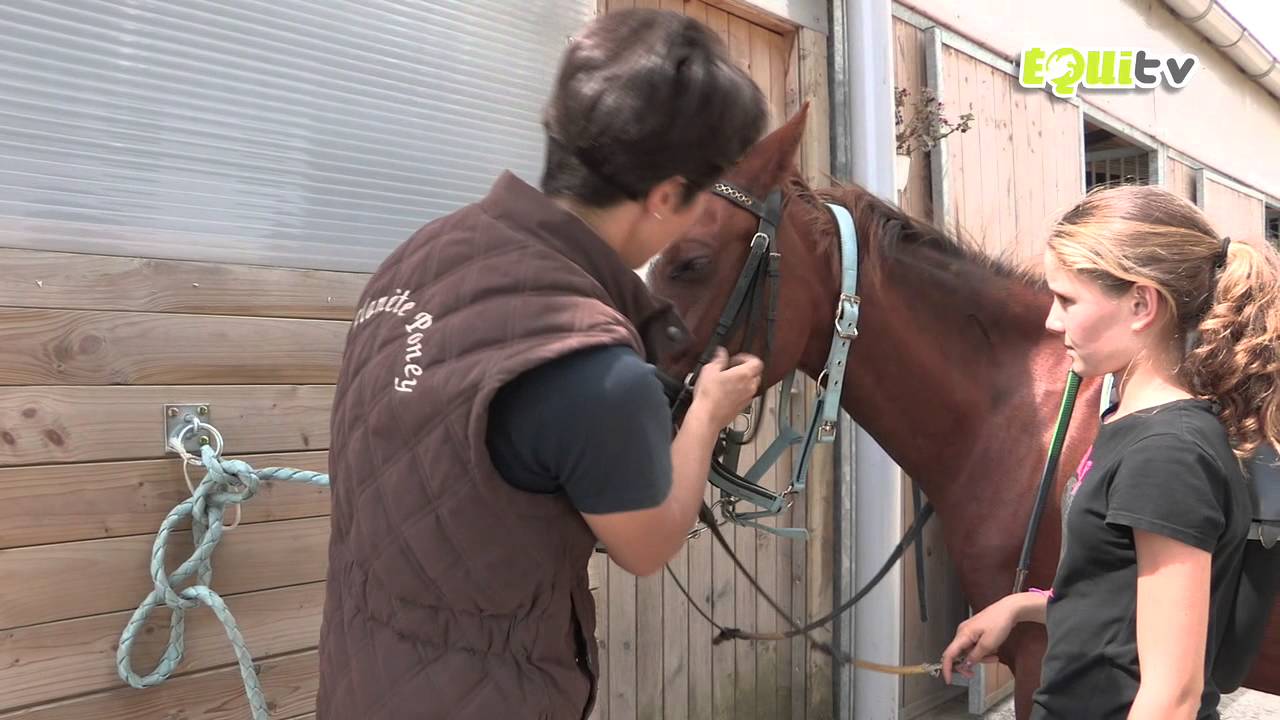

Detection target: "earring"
[653, 212, 663, 220]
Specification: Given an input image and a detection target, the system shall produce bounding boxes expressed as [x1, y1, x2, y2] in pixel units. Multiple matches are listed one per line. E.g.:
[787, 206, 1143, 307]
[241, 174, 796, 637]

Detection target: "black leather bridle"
[658, 180, 937, 669]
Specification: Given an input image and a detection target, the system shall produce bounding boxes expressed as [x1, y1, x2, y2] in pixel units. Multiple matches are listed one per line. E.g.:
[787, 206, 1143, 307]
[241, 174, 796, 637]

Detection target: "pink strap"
[1029, 587, 1054, 599]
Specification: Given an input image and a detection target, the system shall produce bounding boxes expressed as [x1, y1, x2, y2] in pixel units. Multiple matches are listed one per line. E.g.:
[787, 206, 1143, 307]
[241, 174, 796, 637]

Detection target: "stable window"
[1267, 204, 1280, 246]
[1083, 120, 1155, 190]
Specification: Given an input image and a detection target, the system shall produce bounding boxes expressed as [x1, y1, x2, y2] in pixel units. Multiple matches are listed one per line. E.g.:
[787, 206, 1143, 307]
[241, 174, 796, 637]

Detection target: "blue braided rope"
[116, 443, 329, 719]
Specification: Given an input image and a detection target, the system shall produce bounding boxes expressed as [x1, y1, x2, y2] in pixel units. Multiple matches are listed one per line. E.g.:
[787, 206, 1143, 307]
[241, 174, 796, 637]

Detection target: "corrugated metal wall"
[0, 0, 591, 271]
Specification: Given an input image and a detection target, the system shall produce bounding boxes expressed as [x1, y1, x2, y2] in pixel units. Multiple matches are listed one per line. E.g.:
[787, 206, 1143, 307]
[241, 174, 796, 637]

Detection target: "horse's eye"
[668, 256, 712, 281]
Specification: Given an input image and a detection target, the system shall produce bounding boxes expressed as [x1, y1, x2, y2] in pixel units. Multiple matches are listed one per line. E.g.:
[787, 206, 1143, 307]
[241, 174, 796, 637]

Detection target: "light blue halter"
[698, 182, 862, 540]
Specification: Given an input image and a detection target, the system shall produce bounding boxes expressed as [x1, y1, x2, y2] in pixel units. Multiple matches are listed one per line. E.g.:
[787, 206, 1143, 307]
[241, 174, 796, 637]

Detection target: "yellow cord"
[852, 660, 943, 677]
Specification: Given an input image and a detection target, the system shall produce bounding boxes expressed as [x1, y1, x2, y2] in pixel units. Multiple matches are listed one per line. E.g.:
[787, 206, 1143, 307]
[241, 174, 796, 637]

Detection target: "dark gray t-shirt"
[486, 344, 674, 513]
[1032, 399, 1251, 720]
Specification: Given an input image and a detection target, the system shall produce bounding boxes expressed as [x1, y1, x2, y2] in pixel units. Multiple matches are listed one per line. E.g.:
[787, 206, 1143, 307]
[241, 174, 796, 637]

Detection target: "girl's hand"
[940, 594, 1028, 684]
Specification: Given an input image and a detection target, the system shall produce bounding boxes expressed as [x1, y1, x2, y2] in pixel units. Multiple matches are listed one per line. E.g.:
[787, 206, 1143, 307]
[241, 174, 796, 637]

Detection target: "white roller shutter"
[0, 0, 593, 271]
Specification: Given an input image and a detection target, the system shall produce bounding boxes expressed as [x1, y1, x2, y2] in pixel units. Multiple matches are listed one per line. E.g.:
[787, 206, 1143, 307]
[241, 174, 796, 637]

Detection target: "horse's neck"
[817, 246, 1098, 581]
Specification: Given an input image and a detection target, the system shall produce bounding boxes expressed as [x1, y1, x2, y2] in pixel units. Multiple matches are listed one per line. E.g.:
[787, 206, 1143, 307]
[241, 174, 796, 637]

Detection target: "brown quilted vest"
[317, 172, 688, 720]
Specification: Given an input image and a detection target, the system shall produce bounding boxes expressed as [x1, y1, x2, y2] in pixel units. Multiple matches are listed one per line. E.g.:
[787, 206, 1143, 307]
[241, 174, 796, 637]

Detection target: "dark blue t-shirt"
[486, 345, 674, 513]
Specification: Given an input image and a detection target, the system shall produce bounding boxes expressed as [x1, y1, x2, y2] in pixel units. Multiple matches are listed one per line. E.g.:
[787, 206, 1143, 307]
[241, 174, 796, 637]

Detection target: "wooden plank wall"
[939, 45, 1083, 268]
[1202, 175, 1267, 243]
[1167, 157, 1267, 242]
[795, 25, 836, 720]
[891, 19, 971, 720]
[894, 20, 933, 217]
[926, 29, 1086, 715]
[0, 247, 363, 719]
[592, 3, 833, 720]
[1167, 157, 1198, 203]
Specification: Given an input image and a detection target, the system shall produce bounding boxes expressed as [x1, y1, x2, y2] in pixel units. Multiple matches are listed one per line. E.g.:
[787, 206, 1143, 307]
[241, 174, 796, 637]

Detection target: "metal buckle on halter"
[818, 420, 838, 442]
[834, 292, 861, 340]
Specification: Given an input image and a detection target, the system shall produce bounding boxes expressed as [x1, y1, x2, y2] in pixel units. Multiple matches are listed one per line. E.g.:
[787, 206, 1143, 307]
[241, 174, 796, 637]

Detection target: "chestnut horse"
[649, 107, 1280, 717]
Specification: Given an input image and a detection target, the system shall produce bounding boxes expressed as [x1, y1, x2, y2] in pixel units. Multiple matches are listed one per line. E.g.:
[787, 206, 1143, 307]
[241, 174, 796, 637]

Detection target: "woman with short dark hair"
[542, 8, 769, 209]
[317, 10, 769, 719]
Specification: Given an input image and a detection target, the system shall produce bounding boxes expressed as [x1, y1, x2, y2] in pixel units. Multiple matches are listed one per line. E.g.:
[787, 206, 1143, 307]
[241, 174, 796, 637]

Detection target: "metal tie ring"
[169, 419, 225, 467]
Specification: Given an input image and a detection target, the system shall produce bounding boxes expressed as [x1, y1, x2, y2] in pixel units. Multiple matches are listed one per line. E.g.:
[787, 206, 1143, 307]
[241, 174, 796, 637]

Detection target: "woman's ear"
[644, 177, 689, 219]
[1129, 284, 1162, 333]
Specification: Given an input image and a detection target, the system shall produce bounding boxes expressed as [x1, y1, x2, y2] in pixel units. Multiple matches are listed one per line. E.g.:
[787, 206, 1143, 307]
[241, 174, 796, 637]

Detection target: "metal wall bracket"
[164, 403, 212, 456]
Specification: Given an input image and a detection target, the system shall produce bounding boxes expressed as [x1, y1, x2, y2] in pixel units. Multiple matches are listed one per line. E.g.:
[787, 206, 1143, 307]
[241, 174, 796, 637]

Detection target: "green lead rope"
[1012, 370, 1083, 594]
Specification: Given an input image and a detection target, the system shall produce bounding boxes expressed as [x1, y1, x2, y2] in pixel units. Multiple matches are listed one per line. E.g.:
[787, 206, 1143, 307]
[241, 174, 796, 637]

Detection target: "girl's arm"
[1127, 528, 1212, 720]
[939, 591, 1047, 683]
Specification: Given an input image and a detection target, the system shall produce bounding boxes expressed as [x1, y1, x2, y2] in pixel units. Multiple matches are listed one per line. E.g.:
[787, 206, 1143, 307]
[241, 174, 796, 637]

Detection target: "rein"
[672, 502, 937, 664]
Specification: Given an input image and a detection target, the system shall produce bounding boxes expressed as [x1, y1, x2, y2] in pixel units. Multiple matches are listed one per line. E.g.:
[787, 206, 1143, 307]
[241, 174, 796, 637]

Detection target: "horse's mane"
[782, 174, 1046, 290]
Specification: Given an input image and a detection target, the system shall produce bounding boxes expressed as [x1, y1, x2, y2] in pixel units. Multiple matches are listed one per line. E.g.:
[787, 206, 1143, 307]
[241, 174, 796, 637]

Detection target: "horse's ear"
[731, 102, 809, 193]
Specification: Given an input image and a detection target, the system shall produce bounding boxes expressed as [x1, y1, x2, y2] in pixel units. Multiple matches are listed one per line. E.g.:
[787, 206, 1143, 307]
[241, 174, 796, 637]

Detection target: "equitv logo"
[1020, 47, 1199, 98]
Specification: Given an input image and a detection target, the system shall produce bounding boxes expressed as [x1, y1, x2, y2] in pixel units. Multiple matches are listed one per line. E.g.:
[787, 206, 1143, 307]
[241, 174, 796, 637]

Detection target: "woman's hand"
[940, 593, 1043, 684]
[688, 347, 763, 431]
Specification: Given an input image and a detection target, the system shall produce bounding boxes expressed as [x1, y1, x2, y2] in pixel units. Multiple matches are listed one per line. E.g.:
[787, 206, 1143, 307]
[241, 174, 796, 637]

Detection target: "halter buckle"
[834, 293, 861, 340]
[818, 420, 838, 442]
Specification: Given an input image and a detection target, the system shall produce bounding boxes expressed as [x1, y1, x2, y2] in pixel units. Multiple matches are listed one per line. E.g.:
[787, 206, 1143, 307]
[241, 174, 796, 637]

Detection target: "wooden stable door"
[1200, 170, 1267, 243]
[891, 17, 972, 719]
[931, 37, 1084, 270]
[894, 13, 1085, 717]
[1167, 158, 1266, 243]
[591, 2, 833, 720]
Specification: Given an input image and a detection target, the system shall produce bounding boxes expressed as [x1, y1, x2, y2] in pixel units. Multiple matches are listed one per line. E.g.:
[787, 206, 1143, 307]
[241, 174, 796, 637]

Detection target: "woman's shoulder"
[1105, 399, 1243, 494]
[1105, 399, 1226, 452]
